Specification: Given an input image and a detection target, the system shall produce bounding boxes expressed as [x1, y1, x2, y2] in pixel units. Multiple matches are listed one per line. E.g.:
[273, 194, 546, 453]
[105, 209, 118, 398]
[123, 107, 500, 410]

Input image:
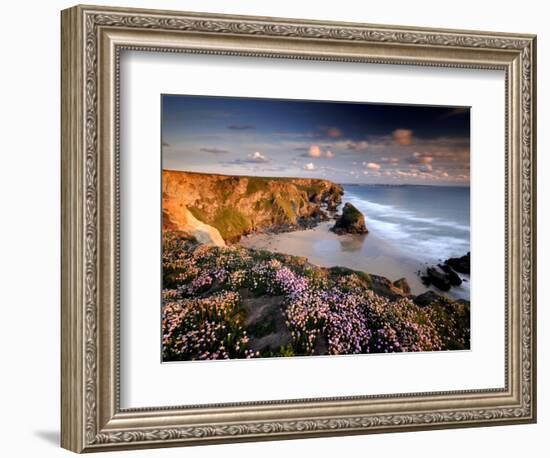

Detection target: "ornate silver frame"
[61, 4, 537, 453]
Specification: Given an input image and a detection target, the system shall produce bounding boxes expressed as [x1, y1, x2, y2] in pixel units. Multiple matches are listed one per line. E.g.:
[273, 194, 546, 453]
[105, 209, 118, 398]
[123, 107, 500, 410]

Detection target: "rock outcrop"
[420, 252, 469, 292]
[445, 252, 470, 274]
[330, 203, 368, 234]
[163, 170, 344, 243]
[393, 278, 411, 294]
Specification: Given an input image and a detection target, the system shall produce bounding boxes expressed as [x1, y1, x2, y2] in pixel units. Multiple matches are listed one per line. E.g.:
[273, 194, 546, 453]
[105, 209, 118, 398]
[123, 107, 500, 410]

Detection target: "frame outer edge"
[528, 36, 537, 423]
[61, 5, 86, 453]
[61, 4, 537, 452]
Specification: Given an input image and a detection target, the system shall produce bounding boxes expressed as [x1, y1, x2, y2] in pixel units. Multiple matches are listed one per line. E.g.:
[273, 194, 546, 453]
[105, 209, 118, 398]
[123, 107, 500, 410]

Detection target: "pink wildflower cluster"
[269, 267, 447, 355]
[162, 291, 256, 360]
[162, 232, 469, 361]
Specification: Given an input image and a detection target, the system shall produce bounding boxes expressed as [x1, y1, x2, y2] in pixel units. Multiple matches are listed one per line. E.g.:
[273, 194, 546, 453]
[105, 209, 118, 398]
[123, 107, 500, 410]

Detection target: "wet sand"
[240, 220, 470, 300]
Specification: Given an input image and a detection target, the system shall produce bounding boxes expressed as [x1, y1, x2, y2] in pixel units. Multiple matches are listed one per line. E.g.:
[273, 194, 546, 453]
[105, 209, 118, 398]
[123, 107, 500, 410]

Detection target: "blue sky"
[161, 95, 470, 185]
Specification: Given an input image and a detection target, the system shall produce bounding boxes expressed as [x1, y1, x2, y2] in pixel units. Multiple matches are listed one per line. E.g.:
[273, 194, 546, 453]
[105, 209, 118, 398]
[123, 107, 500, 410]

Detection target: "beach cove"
[241, 185, 471, 301]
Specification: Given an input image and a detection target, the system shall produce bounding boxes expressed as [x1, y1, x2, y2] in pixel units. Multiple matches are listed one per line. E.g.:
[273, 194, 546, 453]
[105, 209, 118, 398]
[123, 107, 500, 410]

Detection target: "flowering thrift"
[162, 232, 470, 361]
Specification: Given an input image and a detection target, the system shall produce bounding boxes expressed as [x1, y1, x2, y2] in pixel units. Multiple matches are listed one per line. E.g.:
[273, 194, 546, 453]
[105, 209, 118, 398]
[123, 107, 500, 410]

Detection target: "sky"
[161, 94, 470, 186]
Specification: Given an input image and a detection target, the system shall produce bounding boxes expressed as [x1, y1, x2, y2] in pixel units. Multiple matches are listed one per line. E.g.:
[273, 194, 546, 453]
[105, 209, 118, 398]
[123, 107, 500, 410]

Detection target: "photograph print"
[161, 95, 471, 362]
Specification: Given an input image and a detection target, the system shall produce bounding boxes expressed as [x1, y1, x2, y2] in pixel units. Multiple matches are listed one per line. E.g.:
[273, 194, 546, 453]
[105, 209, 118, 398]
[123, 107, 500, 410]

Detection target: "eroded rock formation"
[330, 202, 368, 234]
[162, 170, 344, 244]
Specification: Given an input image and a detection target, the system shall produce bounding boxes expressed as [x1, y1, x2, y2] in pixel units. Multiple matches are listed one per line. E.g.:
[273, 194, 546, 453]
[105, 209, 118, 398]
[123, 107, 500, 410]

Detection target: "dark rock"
[445, 252, 470, 274]
[425, 267, 451, 291]
[420, 257, 465, 292]
[310, 206, 329, 222]
[326, 199, 339, 212]
[313, 335, 329, 355]
[438, 264, 462, 286]
[369, 274, 407, 299]
[393, 277, 411, 294]
[330, 203, 368, 235]
[243, 296, 291, 353]
[326, 267, 404, 299]
[413, 290, 447, 307]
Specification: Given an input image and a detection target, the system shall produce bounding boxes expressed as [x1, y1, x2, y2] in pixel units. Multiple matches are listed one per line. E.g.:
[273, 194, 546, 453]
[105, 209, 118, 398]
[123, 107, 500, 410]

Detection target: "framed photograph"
[61, 4, 537, 453]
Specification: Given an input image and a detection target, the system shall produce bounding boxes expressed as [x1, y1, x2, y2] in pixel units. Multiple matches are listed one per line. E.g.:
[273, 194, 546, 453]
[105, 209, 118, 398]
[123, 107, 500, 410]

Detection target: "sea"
[240, 184, 471, 300]
[344, 185, 470, 265]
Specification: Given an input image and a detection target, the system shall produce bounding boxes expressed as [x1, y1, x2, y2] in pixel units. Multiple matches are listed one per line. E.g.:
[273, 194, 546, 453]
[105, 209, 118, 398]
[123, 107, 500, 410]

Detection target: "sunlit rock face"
[162, 169, 343, 243]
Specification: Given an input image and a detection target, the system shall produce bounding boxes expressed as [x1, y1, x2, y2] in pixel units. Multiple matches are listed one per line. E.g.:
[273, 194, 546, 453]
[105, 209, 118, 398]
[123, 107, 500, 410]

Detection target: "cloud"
[379, 156, 400, 165]
[200, 147, 229, 154]
[396, 170, 419, 178]
[347, 141, 369, 151]
[364, 162, 381, 170]
[408, 152, 433, 165]
[301, 144, 335, 159]
[226, 151, 271, 165]
[392, 128, 414, 146]
[308, 145, 322, 157]
[227, 124, 255, 130]
[419, 164, 433, 173]
[303, 162, 316, 171]
[326, 127, 342, 138]
[363, 170, 381, 177]
[246, 151, 270, 163]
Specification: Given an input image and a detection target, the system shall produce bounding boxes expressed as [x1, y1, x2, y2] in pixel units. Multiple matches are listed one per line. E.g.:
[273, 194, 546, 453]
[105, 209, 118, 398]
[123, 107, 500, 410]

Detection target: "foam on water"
[345, 185, 470, 265]
[241, 184, 471, 300]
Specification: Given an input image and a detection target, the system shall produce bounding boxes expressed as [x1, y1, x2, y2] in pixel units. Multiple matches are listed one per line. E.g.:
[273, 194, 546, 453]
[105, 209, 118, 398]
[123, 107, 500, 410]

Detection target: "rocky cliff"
[162, 170, 344, 244]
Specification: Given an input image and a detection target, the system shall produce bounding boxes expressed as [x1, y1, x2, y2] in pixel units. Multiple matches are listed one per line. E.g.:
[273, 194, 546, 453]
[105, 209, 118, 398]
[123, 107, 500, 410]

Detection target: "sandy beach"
[240, 219, 470, 300]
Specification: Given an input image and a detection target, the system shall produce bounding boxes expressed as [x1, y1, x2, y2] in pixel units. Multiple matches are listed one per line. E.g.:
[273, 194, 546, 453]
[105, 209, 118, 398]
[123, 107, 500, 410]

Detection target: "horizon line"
[162, 168, 470, 187]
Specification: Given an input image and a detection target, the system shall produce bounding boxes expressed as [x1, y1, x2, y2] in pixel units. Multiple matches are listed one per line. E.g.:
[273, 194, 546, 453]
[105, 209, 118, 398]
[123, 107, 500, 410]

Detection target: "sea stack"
[331, 203, 368, 235]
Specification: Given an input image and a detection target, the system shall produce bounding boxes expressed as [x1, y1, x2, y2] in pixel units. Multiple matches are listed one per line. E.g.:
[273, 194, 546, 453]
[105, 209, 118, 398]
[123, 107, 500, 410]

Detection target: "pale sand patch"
[240, 221, 470, 299]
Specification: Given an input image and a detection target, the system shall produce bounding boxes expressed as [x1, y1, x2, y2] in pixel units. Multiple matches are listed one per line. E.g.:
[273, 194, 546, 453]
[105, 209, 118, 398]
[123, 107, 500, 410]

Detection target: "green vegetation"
[162, 232, 470, 361]
[339, 203, 363, 226]
[245, 177, 271, 195]
[263, 344, 296, 358]
[253, 198, 273, 212]
[297, 183, 324, 199]
[274, 194, 297, 221]
[188, 206, 208, 222]
[212, 207, 252, 241]
[328, 266, 373, 289]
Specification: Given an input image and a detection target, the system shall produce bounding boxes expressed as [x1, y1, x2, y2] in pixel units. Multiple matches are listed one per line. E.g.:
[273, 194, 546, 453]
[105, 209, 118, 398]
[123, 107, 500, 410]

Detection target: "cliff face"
[162, 170, 343, 244]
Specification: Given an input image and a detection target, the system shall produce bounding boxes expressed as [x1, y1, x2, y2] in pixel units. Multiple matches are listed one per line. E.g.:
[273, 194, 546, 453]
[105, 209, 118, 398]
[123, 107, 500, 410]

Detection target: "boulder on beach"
[393, 277, 411, 294]
[330, 203, 368, 235]
[438, 264, 462, 286]
[422, 267, 451, 291]
[445, 252, 470, 274]
[420, 252, 469, 292]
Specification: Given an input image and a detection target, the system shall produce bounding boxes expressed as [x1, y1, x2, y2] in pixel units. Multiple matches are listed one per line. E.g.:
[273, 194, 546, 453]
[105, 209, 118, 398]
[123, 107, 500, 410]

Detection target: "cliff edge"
[162, 170, 344, 244]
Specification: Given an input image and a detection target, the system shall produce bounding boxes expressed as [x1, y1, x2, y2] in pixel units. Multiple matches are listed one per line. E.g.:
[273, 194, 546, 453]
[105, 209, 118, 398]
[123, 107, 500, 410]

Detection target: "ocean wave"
[346, 194, 471, 233]
[344, 192, 470, 262]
